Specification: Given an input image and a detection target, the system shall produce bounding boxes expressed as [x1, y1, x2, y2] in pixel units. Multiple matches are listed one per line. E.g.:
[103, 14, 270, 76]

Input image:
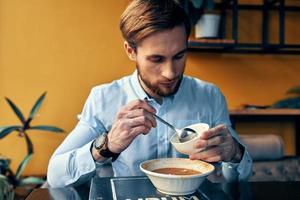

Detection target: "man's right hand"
[106, 99, 157, 154]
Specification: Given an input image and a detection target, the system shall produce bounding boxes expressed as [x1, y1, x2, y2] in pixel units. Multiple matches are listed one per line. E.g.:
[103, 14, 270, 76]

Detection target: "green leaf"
[0, 126, 22, 139]
[29, 125, 64, 133]
[0, 156, 10, 169]
[24, 133, 33, 155]
[15, 154, 33, 179]
[272, 97, 300, 108]
[28, 92, 47, 121]
[5, 97, 26, 125]
[0, 174, 8, 180]
[0, 175, 14, 200]
[286, 86, 300, 95]
[19, 177, 45, 186]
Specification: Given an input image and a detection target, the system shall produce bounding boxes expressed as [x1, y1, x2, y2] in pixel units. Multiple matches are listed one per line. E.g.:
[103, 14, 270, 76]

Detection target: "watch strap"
[93, 133, 120, 162]
[99, 147, 120, 162]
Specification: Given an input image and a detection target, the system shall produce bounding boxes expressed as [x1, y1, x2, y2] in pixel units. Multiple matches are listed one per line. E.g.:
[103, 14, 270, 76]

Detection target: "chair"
[240, 134, 300, 181]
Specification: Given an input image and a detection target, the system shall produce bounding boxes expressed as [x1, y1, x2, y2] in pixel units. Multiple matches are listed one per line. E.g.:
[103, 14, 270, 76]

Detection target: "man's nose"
[161, 61, 176, 80]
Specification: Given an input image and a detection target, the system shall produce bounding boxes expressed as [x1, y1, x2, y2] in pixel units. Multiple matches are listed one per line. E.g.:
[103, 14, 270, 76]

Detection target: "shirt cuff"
[65, 140, 97, 185]
[222, 146, 253, 182]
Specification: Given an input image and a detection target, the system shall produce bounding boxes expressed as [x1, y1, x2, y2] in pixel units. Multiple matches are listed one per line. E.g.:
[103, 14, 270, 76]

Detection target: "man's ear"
[124, 41, 137, 61]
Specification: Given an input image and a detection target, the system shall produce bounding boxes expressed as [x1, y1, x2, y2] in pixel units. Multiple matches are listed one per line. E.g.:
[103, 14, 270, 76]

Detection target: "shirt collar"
[130, 70, 148, 100]
[171, 75, 186, 101]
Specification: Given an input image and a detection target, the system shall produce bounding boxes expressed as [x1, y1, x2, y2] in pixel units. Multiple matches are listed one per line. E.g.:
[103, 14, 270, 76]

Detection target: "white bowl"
[140, 158, 214, 195]
[170, 123, 209, 155]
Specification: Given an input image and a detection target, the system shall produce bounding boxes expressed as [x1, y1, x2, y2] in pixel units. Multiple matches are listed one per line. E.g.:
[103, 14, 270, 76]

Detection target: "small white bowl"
[170, 123, 209, 155]
[140, 158, 214, 195]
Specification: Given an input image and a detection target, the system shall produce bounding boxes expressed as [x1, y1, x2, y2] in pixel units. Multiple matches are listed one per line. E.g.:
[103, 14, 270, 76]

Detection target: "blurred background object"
[273, 85, 300, 108]
[0, 92, 64, 198]
[0, 0, 299, 185]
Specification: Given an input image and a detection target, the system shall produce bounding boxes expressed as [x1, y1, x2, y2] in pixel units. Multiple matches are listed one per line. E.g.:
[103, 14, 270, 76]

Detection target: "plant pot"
[195, 13, 220, 38]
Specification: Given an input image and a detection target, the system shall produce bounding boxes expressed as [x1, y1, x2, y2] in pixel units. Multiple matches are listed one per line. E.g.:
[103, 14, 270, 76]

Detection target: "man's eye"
[174, 54, 184, 60]
[150, 57, 164, 63]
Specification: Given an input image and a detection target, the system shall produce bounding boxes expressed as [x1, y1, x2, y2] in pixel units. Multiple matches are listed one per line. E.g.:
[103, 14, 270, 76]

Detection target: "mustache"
[160, 75, 183, 82]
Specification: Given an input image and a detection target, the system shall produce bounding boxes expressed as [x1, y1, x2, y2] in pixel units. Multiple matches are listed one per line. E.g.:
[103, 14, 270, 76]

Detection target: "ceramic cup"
[170, 123, 209, 155]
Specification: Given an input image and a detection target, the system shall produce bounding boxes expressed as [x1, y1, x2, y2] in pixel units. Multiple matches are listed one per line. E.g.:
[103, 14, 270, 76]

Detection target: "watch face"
[94, 134, 107, 149]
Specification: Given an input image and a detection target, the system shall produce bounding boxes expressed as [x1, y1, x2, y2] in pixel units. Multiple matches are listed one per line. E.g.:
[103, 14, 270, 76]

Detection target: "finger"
[130, 125, 151, 137]
[145, 110, 157, 127]
[194, 135, 226, 149]
[189, 146, 221, 160]
[193, 139, 208, 149]
[201, 124, 227, 139]
[129, 116, 154, 129]
[201, 155, 222, 163]
[140, 100, 157, 115]
[115, 118, 149, 135]
[217, 131, 232, 147]
[124, 109, 157, 127]
[111, 119, 151, 138]
[116, 119, 131, 132]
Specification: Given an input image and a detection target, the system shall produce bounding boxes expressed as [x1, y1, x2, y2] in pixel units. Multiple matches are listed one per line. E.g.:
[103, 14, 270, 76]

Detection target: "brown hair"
[120, 0, 191, 49]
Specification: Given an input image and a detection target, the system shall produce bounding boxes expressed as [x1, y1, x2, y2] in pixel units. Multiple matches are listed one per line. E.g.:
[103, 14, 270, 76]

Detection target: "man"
[47, 0, 252, 187]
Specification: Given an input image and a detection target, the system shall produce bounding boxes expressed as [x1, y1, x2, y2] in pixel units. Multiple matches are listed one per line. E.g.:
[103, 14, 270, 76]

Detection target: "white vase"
[195, 13, 221, 38]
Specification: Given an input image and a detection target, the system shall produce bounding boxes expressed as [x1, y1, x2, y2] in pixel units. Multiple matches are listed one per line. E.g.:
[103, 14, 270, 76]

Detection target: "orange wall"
[0, 0, 299, 175]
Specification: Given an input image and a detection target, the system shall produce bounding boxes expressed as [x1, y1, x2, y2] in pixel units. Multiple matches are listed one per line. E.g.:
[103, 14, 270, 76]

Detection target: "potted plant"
[272, 86, 300, 108]
[0, 156, 14, 200]
[180, 0, 220, 38]
[0, 92, 64, 197]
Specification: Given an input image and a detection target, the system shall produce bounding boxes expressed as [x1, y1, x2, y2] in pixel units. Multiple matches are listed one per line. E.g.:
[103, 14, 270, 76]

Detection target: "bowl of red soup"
[140, 158, 214, 195]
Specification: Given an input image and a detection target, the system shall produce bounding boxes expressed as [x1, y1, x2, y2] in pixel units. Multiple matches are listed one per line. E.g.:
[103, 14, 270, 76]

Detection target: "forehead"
[136, 25, 187, 56]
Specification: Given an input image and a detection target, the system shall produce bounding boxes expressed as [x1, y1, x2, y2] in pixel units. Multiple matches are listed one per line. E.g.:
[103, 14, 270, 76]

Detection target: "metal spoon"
[151, 113, 197, 142]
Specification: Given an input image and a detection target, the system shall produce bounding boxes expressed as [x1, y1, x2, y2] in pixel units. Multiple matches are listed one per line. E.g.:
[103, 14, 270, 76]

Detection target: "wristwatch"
[93, 133, 120, 162]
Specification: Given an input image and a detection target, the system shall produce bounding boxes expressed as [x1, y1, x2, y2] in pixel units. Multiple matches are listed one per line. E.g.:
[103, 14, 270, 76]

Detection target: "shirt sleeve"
[222, 127, 253, 182]
[222, 146, 253, 182]
[47, 89, 107, 187]
[47, 123, 97, 187]
[211, 87, 253, 182]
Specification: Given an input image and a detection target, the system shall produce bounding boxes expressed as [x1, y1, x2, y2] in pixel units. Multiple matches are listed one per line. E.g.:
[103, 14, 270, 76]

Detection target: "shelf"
[187, 0, 300, 54]
[189, 38, 235, 46]
[188, 42, 300, 54]
[229, 108, 300, 116]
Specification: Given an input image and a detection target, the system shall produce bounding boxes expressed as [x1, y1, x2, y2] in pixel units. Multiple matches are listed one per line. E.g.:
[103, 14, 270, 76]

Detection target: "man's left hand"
[189, 124, 242, 163]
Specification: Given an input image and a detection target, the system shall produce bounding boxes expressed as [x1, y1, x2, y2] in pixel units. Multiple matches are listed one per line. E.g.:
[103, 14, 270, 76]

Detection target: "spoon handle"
[152, 114, 177, 132]
[143, 99, 177, 132]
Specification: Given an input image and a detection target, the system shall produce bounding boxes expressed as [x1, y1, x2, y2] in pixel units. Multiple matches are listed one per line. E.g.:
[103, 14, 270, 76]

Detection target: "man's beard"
[137, 65, 183, 97]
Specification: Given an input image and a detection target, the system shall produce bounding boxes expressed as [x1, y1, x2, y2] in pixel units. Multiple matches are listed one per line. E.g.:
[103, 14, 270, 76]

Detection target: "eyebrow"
[174, 48, 187, 56]
[146, 48, 187, 59]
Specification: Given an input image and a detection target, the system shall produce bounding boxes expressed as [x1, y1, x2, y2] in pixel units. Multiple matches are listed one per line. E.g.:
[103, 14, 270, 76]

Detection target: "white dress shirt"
[47, 71, 252, 187]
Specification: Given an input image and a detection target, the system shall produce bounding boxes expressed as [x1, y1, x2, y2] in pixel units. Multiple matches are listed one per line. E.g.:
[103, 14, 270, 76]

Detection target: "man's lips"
[160, 80, 177, 87]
